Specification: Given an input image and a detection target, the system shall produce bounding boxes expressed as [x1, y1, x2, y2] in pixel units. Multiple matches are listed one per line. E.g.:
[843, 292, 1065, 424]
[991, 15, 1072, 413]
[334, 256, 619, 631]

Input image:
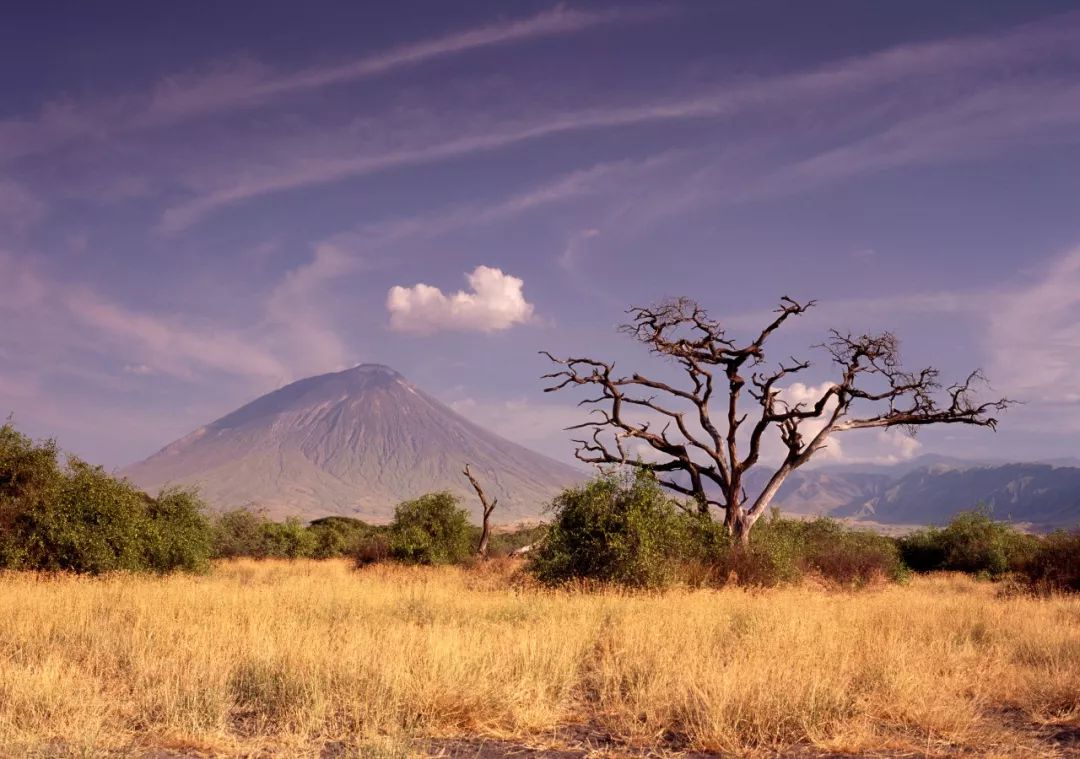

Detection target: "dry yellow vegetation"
[1, 560, 1078, 758]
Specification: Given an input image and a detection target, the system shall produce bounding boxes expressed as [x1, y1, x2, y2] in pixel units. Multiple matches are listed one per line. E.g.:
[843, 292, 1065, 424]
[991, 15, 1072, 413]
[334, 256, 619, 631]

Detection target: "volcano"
[123, 364, 583, 521]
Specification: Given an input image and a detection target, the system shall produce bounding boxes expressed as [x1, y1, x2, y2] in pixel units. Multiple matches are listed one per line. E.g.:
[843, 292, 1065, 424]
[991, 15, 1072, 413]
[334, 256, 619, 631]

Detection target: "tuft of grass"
[0, 560, 1077, 757]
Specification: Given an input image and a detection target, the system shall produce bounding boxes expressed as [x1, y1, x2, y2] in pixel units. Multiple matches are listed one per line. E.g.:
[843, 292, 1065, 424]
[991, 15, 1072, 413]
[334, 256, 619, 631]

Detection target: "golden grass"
[1, 560, 1077, 758]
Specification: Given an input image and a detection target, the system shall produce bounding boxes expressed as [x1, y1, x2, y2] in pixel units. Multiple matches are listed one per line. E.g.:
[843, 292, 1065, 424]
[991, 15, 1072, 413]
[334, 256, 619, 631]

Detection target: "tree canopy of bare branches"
[542, 296, 1011, 543]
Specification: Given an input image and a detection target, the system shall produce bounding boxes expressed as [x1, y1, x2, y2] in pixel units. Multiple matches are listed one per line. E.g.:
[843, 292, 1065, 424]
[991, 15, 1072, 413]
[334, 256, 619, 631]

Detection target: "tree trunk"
[731, 514, 751, 547]
[723, 492, 750, 545]
[476, 519, 491, 559]
[738, 461, 794, 542]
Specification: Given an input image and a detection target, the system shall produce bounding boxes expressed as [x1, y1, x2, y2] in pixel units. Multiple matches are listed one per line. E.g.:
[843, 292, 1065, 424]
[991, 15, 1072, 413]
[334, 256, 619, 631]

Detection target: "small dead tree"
[463, 464, 498, 558]
[542, 296, 1011, 544]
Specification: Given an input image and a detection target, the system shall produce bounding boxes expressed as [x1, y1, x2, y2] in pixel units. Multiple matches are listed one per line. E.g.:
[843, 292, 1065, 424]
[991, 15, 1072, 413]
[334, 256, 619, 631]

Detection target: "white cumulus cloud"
[387, 265, 534, 334]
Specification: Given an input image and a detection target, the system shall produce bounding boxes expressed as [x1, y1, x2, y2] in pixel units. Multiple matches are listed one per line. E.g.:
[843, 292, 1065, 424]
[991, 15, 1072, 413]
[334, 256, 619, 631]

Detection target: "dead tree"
[542, 296, 1011, 544]
[463, 464, 498, 558]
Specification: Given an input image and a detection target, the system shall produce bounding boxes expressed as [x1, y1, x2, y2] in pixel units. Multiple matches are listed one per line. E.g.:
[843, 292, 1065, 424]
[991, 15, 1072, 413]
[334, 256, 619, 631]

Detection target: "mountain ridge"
[754, 461, 1080, 530]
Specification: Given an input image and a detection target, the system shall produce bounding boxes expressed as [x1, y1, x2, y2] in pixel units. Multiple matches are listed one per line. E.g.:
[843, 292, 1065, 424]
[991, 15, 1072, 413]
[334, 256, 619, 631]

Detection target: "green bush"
[795, 518, 908, 585]
[211, 510, 350, 560]
[712, 518, 800, 587]
[23, 458, 151, 573]
[894, 528, 946, 573]
[351, 531, 392, 566]
[143, 488, 214, 573]
[704, 517, 904, 588]
[528, 470, 690, 588]
[0, 423, 64, 568]
[308, 516, 375, 559]
[528, 472, 908, 589]
[1020, 530, 1080, 594]
[261, 517, 318, 559]
[898, 509, 1039, 577]
[388, 492, 473, 565]
[210, 511, 384, 562]
[0, 422, 212, 574]
[211, 509, 272, 559]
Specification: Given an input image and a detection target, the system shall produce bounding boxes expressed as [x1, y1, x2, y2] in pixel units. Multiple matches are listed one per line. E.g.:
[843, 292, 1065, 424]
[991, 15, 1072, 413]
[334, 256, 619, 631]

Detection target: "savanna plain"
[1, 559, 1077, 759]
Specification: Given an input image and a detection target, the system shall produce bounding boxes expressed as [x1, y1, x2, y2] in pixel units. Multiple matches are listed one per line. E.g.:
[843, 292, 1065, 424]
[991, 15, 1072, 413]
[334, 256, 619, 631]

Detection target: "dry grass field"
[1, 560, 1078, 758]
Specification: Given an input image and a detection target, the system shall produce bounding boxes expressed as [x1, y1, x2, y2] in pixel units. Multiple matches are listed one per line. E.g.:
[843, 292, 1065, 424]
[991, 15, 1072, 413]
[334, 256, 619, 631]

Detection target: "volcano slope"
[124, 364, 582, 521]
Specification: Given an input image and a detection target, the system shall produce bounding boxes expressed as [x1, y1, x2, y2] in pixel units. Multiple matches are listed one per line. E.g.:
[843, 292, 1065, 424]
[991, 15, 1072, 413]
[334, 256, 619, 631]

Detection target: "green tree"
[388, 492, 473, 565]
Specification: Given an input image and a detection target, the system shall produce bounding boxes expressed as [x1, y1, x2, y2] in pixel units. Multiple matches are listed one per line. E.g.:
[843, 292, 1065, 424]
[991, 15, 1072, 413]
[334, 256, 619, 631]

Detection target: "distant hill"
[753, 460, 1080, 531]
[123, 364, 583, 521]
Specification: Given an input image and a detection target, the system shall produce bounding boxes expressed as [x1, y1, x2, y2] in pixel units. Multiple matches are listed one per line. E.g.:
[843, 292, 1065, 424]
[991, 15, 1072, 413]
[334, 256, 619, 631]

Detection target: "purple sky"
[3, 1, 1080, 469]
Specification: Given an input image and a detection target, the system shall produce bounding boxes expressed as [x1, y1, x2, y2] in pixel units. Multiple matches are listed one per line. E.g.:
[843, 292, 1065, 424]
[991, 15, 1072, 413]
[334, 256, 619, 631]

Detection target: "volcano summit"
[124, 365, 582, 521]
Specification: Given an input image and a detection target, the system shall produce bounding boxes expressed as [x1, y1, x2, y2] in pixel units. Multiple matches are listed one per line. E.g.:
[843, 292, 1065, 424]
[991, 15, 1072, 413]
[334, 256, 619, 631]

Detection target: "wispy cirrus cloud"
[153, 9, 1080, 231]
[521, 78, 1080, 277]
[0, 5, 645, 166]
[0, 180, 46, 235]
[6, 4, 1080, 470]
[0, 251, 287, 382]
[262, 243, 359, 374]
[987, 248, 1080, 403]
[318, 153, 677, 257]
[142, 5, 645, 126]
[68, 287, 288, 381]
[0, 241, 371, 466]
[740, 81, 1080, 203]
[700, 245, 1080, 419]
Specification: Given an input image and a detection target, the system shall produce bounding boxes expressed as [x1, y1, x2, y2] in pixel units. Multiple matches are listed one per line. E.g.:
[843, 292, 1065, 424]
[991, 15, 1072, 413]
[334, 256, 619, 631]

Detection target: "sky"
[2, 1, 1080, 470]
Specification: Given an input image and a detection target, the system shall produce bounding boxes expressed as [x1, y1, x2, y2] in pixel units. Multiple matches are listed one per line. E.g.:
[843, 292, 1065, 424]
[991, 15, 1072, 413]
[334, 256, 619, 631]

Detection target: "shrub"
[1021, 530, 1080, 594]
[352, 531, 392, 566]
[529, 472, 907, 590]
[143, 488, 214, 573]
[308, 516, 374, 559]
[898, 509, 1039, 577]
[0, 422, 212, 574]
[710, 529, 799, 587]
[261, 517, 318, 559]
[211, 509, 272, 559]
[211, 510, 338, 560]
[894, 528, 946, 573]
[528, 470, 690, 588]
[210, 511, 383, 562]
[388, 492, 473, 565]
[693, 516, 906, 588]
[0, 423, 64, 568]
[795, 519, 908, 585]
[22, 458, 151, 573]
